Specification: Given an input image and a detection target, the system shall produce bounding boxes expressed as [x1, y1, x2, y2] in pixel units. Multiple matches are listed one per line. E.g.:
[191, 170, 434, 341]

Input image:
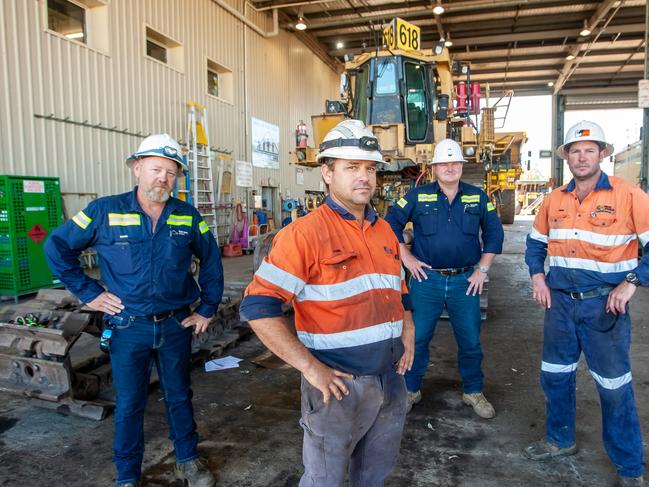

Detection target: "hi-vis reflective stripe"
[296, 273, 401, 302]
[638, 229, 649, 247]
[199, 221, 209, 234]
[549, 256, 637, 274]
[549, 228, 636, 247]
[256, 260, 306, 296]
[460, 195, 481, 203]
[72, 211, 92, 229]
[590, 370, 632, 390]
[541, 361, 579, 373]
[418, 194, 437, 202]
[108, 213, 141, 226]
[529, 227, 549, 244]
[487, 202, 496, 211]
[397, 198, 408, 208]
[167, 215, 193, 227]
[298, 320, 403, 350]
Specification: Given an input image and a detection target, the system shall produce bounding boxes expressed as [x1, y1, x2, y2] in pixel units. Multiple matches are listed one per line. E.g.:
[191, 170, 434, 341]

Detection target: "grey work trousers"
[298, 368, 407, 487]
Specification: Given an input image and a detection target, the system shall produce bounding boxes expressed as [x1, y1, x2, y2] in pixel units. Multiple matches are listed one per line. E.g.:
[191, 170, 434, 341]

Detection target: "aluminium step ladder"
[186, 102, 218, 244]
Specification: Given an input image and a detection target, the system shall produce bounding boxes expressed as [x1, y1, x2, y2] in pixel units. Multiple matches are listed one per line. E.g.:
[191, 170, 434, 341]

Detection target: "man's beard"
[144, 186, 171, 203]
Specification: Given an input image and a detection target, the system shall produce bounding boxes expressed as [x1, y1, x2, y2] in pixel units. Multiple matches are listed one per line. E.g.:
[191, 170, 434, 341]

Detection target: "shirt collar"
[325, 196, 377, 225]
[562, 171, 612, 192]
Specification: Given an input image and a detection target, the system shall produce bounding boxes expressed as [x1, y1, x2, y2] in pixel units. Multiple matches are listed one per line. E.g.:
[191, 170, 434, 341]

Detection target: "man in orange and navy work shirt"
[239, 119, 415, 487]
[524, 120, 649, 486]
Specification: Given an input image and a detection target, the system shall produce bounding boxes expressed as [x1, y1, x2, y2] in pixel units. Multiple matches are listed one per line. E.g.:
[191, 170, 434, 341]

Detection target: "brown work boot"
[522, 439, 578, 461]
[615, 475, 644, 486]
[406, 390, 421, 413]
[175, 458, 216, 487]
[462, 392, 496, 419]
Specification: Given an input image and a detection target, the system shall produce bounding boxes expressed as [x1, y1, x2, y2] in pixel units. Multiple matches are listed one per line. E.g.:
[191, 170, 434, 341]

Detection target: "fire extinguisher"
[296, 120, 308, 148]
[456, 81, 467, 114]
[470, 82, 481, 115]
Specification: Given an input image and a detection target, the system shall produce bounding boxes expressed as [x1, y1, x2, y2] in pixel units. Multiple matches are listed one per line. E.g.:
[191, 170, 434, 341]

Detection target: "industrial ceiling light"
[433, 41, 445, 55]
[295, 9, 307, 31]
[565, 53, 575, 60]
[579, 20, 591, 37]
[336, 41, 344, 49]
[65, 32, 84, 39]
[444, 34, 453, 47]
[433, 0, 444, 15]
[547, 81, 554, 87]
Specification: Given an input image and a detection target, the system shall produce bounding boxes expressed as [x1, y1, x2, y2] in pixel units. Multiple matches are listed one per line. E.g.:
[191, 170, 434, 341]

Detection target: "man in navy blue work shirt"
[385, 138, 504, 418]
[45, 134, 223, 487]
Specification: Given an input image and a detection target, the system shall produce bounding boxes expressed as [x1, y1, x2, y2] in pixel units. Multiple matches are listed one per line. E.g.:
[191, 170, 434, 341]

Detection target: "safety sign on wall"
[235, 160, 253, 187]
[251, 117, 280, 169]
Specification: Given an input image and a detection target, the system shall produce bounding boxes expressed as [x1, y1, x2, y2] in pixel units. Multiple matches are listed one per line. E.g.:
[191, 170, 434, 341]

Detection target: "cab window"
[404, 62, 428, 141]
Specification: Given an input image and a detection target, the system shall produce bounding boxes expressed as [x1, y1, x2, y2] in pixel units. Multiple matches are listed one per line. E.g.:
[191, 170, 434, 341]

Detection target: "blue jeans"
[541, 291, 643, 478]
[108, 310, 198, 485]
[404, 269, 483, 394]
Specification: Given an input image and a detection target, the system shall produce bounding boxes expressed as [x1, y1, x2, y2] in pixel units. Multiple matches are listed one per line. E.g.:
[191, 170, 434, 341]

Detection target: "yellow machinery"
[290, 17, 527, 224]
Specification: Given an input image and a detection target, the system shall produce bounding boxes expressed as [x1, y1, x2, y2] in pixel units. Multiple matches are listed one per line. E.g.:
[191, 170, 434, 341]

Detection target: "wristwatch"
[625, 272, 641, 286]
[479, 265, 489, 274]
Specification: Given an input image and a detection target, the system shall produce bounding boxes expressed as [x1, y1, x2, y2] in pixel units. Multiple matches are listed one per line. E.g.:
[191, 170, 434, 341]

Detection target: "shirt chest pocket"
[101, 240, 143, 275]
[462, 208, 481, 235]
[319, 251, 358, 281]
[549, 212, 569, 228]
[167, 232, 193, 270]
[588, 213, 617, 228]
[415, 210, 438, 236]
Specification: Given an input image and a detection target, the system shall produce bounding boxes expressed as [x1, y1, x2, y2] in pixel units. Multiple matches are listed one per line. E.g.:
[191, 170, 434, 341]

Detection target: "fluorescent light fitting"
[565, 54, 575, 60]
[336, 41, 344, 49]
[444, 34, 453, 47]
[65, 32, 84, 39]
[547, 81, 554, 87]
[433, 0, 444, 15]
[579, 20, 591, 37]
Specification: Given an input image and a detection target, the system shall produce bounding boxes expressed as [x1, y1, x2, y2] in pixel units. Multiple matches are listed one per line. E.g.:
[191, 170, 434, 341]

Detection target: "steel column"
[551, 94, 566, 186]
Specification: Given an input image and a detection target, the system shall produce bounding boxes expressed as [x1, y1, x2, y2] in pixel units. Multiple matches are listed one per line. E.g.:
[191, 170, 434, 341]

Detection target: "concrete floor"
[1, 218, 648, 486]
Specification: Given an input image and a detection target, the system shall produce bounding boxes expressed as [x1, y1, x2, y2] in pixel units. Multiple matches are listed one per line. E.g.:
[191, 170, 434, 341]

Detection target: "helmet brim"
[556, 142, 614, 160]
[315, 146, 384, 163]
[126, 151, 189, 172]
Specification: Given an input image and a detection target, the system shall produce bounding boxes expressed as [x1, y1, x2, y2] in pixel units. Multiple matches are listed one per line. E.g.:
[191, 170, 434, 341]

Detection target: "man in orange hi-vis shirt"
[524, 120, 649, 486]
[239, 119, 415, 487]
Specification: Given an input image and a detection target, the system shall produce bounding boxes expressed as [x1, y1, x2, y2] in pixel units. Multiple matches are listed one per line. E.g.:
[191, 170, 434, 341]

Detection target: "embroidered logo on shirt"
[384, 246, 393, 254]
[591, 204, 615, 216]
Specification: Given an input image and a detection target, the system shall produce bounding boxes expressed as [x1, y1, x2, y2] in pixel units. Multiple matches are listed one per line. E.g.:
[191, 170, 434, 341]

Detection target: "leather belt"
[143, 307, 188, 322]
[560, 286, 613, 300]
[431, 266, 473, 276]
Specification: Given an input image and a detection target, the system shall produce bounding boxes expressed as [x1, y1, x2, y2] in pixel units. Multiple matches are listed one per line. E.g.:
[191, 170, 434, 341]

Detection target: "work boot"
[522, 439, 578, 461]
[462, 392, 496, 419]
[406, 390, 421, 413]
[175, 458, 216, 487]
[615, 475, 644, 486]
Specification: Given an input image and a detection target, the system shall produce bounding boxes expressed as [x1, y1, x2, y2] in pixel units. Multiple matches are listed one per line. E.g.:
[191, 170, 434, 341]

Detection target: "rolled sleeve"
[239, 295, 284, 321]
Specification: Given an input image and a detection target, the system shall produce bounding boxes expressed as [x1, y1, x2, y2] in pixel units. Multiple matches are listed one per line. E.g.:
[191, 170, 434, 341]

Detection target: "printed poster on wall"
[235, 160, 253, 187]
[251, 117, 280, 169]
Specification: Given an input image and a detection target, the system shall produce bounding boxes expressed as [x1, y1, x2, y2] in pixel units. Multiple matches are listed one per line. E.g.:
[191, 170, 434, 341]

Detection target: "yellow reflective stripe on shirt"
[487, 202, 496, 211]
[108, 213, 141, 226]
[460, 195, 481, 203]
[167, 215, 193, 227]
[417, 194, 438, 202]
[72, 210, 92, 229]
[199, 221, 209, 234]
[397, 198, 408, 208]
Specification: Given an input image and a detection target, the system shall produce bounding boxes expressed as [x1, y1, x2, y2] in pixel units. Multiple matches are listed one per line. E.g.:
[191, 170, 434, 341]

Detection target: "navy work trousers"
[541, 290, 643, 478]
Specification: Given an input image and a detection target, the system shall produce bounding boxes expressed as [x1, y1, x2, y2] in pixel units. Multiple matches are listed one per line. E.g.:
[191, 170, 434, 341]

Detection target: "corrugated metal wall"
[0, 0, 338, 224]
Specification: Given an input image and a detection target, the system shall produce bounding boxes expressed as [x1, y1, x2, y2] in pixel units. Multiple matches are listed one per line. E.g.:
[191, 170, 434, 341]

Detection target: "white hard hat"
[126, 133, 188, 171]
[316, 119, 384, 163]
[430, 139, 467, 164]
[556, 120, 613, 159]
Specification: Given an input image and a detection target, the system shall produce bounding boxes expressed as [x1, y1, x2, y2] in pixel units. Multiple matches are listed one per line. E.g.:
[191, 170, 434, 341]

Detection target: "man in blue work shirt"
[386, 138, 504, 418]
[45, 134, 223, 487]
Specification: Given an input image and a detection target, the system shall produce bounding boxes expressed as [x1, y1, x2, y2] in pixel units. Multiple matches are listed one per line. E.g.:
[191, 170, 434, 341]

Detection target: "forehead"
[333, 158, 377, 168]
[139, 156, 179, 171]
[568, 141, 600, 151]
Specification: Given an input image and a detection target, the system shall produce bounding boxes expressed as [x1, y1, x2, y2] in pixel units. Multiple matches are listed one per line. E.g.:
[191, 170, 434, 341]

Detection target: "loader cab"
[351, 55, 436, 144]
